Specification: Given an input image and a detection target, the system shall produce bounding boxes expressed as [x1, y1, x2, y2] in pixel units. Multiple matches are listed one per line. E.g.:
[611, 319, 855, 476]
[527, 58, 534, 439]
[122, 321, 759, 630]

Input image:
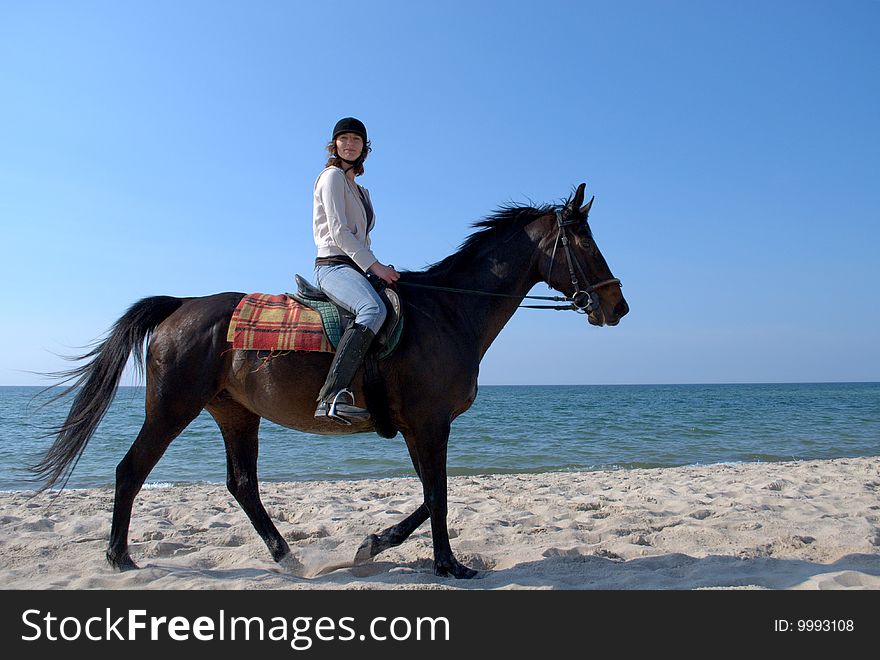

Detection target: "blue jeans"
[314, 264, 387, 334]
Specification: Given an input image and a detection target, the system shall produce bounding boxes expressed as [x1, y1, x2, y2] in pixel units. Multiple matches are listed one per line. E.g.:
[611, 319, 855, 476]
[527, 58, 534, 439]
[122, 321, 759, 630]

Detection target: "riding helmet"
[332, 117, 368, 144]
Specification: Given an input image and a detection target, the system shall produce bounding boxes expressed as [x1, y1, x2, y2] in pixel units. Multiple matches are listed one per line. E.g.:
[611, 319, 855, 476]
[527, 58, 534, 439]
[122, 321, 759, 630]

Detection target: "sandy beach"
[1, 457, 878, 590]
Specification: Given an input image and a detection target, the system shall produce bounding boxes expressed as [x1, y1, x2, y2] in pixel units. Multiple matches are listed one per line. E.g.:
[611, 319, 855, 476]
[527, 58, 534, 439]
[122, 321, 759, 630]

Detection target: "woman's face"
[335, 133, 364, 161]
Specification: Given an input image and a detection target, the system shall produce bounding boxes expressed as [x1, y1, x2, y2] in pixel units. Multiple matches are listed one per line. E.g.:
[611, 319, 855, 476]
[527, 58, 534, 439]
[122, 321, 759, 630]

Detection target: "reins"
[397, 279, 620, 312]
[396, 280, 577, 311]
[396, 208, 621, 314]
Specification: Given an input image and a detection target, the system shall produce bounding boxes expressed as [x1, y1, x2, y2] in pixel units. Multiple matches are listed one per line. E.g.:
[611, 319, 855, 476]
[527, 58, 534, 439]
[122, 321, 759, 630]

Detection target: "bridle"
[546, 207, 621, 313]
[396, 207, 622, 314]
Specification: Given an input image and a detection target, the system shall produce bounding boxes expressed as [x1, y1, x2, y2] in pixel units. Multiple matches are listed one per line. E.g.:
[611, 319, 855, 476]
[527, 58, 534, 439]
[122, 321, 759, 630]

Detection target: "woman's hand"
[368, 262, 400, 284]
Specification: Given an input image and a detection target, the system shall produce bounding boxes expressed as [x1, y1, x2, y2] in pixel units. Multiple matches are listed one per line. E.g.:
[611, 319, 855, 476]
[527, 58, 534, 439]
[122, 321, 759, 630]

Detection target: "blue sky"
[1, 1, 878, 385]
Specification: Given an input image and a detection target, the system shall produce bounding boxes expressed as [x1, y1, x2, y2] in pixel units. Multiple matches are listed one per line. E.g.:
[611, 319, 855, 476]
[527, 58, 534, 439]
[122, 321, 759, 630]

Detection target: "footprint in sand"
[143, 541, 197, 558]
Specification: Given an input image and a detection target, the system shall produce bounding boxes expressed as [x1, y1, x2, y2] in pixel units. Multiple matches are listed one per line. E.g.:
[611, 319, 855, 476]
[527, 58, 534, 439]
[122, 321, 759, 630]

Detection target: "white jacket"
[312, 166, 377, 271]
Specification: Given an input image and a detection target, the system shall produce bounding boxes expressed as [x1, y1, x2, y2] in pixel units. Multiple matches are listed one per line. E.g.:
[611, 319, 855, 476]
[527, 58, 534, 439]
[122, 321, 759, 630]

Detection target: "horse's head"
[534, 183, 629, 326]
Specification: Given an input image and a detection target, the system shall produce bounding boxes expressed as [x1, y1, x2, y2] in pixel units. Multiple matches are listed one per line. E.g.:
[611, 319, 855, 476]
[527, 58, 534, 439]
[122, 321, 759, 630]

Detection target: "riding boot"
[315, 322, 376, 425]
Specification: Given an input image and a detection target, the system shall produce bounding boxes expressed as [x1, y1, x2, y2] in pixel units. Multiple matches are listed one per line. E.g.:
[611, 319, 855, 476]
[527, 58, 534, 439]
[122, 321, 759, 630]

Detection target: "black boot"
[315, 323, 375, 425]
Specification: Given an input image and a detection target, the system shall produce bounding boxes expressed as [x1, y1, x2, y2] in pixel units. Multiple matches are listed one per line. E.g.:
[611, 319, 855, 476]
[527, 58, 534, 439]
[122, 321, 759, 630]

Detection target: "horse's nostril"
[615, 300, 630, 318]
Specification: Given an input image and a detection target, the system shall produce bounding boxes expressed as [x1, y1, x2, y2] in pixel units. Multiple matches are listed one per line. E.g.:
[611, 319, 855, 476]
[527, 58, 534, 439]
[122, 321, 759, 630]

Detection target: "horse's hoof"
[354, 534, 381, 564]
[106, 551, 138, 571]
[434, 560, 478, 579]
[277, 553, 304, 575]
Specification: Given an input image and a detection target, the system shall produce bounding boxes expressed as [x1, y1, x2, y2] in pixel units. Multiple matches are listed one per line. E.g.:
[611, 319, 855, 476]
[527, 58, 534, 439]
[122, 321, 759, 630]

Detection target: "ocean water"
[0, 383, 878, 491]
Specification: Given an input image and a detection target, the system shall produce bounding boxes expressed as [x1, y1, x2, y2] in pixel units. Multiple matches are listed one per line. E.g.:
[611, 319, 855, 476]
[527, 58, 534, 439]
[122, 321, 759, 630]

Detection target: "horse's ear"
[579, 195, 594, 216]
[570, 183, 586, 211]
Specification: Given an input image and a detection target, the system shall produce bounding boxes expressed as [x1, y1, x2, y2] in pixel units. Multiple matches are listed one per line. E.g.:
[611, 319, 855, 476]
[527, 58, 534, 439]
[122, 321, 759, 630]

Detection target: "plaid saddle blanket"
[226, 293, 334, 352]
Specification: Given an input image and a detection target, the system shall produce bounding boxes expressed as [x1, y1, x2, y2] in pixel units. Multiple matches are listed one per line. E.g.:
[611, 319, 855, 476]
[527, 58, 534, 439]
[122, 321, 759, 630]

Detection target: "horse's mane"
[402, 200, 561, 282]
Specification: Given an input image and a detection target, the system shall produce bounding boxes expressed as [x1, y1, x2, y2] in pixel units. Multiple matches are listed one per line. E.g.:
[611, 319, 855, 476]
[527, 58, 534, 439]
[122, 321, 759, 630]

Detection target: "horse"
[34, 182, 628, 579]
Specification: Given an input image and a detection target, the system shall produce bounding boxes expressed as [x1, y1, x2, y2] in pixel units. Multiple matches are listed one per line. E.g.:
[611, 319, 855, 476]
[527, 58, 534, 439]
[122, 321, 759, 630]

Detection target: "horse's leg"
[409, 418, 477, 579]
[106, 405, 202, 570]
[206, 399, 296, 569]
[355, 443, 429, 562]
[355, 504, 429, 563]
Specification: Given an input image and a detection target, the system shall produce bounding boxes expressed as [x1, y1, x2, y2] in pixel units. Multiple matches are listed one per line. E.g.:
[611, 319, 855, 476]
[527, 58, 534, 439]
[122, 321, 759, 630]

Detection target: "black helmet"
[332, 117, 367, 143]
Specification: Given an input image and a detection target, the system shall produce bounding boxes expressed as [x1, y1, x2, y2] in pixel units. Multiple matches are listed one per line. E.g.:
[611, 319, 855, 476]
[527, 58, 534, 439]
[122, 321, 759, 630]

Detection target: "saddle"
[290, 274, 403, 360]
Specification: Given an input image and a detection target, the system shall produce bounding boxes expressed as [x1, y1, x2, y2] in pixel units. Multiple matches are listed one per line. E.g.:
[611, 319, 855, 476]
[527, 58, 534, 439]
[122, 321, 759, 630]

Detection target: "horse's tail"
[31, 296, 186, 491]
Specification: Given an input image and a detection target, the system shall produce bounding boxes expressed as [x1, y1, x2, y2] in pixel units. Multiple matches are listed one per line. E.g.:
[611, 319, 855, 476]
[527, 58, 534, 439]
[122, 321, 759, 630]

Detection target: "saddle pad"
[227, 293, 333, 352]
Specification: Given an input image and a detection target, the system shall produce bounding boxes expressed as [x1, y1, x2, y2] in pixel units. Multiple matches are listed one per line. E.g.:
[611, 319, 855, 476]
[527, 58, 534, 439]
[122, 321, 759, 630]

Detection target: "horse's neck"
[440, 236, 541, 359]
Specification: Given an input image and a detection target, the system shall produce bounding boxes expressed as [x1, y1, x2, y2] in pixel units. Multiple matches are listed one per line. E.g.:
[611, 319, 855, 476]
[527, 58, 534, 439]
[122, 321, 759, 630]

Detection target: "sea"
[0, 383, 878, 492]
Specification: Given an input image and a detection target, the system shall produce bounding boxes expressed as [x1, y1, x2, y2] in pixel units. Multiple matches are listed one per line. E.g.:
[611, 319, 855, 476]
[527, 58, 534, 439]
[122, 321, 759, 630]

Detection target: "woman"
[312, 117, 400, 424]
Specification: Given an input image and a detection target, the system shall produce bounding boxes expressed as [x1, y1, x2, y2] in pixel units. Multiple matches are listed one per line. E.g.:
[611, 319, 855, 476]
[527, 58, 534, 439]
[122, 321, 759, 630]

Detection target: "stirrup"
[318, 389, 370, 425]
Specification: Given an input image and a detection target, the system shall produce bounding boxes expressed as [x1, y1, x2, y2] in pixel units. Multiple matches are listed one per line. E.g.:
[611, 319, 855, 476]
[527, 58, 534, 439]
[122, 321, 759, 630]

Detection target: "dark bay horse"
[35, 183, 628, 579]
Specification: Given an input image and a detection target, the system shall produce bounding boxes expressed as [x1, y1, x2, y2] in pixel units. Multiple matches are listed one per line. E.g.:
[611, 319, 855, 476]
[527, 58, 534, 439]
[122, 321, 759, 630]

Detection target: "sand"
[1, 457, 878, 590]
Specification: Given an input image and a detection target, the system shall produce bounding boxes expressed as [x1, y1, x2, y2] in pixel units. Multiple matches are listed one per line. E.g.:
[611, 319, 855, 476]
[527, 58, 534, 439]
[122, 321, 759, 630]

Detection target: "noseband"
[547, 209, 621, 314]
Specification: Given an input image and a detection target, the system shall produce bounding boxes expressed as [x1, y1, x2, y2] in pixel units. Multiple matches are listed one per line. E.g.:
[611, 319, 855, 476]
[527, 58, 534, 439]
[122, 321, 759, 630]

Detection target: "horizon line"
[2, 380, 878, 389]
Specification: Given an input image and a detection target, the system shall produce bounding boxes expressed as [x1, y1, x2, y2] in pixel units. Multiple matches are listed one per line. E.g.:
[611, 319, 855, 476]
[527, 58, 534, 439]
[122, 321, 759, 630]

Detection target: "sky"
[1, 0, 878, 386]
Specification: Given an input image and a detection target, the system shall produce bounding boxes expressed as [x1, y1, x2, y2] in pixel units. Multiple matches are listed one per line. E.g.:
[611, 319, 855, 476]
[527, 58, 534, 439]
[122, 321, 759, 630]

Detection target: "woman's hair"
[325, 138, 372, 177]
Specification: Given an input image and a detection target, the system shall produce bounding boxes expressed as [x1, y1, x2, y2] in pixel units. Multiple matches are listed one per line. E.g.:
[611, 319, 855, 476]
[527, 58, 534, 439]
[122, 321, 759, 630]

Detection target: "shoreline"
[2, 455, 873, 494]
[1, 456, 878, 590]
